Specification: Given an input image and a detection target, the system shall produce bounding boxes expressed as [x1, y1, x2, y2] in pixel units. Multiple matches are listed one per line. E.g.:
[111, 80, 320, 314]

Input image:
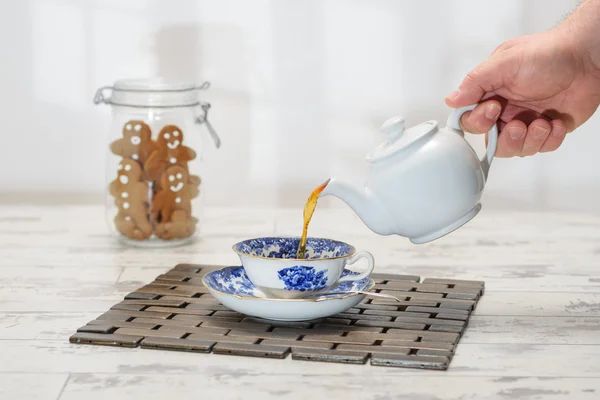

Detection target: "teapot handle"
[447, 104, 498, 180]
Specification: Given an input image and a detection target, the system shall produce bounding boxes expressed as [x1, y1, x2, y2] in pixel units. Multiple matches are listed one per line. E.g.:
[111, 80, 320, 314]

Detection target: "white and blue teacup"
[232, 236, 375, 299]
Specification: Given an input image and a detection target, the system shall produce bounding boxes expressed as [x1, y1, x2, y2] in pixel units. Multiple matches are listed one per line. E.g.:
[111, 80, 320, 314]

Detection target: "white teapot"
[319, 104, 498, 244]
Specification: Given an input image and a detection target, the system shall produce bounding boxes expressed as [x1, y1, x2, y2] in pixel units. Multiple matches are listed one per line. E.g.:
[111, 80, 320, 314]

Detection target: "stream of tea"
[296, 179, 331, 259]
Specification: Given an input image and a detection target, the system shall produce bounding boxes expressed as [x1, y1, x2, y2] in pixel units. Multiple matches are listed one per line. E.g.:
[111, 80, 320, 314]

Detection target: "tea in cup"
[232, 236, 374, 299]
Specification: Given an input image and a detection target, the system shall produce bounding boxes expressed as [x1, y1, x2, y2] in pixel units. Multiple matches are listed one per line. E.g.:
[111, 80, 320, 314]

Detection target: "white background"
[0, 0, 598, 212]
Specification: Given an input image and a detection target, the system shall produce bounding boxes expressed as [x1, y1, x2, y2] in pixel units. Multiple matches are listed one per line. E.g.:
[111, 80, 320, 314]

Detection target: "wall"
[0, 0, 597, 213]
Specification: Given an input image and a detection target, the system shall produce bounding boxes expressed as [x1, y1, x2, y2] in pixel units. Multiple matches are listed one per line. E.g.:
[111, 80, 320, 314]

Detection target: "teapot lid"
[366, 116, 438, 162]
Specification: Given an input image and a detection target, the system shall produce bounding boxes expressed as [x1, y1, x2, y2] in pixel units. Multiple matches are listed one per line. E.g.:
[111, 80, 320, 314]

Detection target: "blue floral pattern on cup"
[233, 237, 354, 259]
[277, 266, 328, 292]
[203, 266, 371, 298]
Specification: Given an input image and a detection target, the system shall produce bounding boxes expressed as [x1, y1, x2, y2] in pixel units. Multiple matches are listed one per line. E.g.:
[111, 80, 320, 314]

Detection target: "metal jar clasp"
[196, 102, 221, 149]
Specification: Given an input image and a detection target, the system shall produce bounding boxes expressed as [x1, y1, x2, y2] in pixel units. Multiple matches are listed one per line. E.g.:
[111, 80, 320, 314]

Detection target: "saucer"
[202, 266, 375, 321]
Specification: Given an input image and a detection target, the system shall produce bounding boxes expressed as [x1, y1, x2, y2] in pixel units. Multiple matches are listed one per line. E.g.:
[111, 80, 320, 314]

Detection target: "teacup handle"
[336, 251, 375, 283]
[447, 104, 499, 180]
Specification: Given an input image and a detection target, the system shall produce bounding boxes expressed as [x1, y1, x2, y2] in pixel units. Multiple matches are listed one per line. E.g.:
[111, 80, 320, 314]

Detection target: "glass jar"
[94, 79, 221, 247]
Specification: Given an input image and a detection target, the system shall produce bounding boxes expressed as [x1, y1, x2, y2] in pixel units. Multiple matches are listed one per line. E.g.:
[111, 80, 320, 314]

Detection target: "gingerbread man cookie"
[109, 159, 152, 240]
[109, 120, 157, 165]
[151, 165, 199, 240]
[144, 125, 196, 183]
[154, 214, 199, 240]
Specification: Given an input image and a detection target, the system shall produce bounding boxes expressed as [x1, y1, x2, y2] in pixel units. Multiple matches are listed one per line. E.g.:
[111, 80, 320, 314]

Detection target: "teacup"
[232, 236, 374, 299]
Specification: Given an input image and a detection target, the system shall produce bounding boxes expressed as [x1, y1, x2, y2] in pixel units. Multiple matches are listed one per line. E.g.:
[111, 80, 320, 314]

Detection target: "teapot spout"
[319, 178, 396, 235]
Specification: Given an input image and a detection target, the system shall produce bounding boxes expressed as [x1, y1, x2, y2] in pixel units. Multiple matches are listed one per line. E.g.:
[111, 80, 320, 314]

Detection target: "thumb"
[445, 53, 512, 108]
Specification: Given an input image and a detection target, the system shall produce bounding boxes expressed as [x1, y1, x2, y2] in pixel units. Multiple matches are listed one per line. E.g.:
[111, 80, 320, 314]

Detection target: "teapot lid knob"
[381, 116, 405, 141]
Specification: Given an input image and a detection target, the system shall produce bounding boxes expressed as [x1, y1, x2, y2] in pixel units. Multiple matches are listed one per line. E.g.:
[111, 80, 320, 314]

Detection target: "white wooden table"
[1, 204, 600, 400]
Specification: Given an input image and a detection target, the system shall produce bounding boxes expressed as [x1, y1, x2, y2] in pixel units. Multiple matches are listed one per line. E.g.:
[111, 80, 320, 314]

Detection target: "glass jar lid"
[94, 78, 221, 148]
[94, 78, 211, 108]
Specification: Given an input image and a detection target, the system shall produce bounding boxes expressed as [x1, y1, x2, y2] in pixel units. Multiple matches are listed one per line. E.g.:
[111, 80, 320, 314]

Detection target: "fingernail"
[446, 90, 460, 101]
[485, 103, 501, 120]
[508, 126, 525, 140]
[532, 125, 550, 139]
[552, 123, 565, 137]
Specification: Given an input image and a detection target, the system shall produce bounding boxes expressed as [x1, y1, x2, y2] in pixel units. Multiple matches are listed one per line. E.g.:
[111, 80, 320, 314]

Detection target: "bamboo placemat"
[70, 264, 484, 370]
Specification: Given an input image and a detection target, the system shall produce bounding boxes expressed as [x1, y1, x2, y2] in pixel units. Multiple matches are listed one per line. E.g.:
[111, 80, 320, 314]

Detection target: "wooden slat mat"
[70, 264, 485, 370]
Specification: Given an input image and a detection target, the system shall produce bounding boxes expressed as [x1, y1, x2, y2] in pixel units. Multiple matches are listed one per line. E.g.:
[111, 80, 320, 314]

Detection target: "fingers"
[494, 119, 567, 158]
[445, 52, 515, 108]
[457, 101, 529, 158]
[453, 99, 567, 157]
[496, 120, 527, 157]
[459, 100, 502, 134]
[540, 120, 567, 153]
[521, 119, 552, 156]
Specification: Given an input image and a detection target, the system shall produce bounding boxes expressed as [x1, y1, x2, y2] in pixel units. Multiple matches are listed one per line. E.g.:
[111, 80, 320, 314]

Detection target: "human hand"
[445, 26, 600, 157]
